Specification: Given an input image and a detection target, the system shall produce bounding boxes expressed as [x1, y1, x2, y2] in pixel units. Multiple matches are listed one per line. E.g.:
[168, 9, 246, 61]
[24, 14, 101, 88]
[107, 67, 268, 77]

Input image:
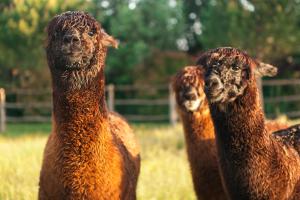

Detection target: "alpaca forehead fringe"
[177, 67, 204, 88]
[52, 11, 100, 33]
[198, 47, 256, 68]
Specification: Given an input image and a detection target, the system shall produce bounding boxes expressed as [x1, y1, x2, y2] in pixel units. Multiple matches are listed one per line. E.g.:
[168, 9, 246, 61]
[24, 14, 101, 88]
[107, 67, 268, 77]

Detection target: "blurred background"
[0, 0, 300, 199]
[0, 0, 300, 123]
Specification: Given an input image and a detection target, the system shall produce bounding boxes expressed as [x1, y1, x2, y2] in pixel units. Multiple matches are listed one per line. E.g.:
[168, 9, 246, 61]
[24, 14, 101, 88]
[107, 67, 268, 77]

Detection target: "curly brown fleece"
[197, 47, 300, 200]
[173, 65, 289, 200]
[38, 11, 140, 200]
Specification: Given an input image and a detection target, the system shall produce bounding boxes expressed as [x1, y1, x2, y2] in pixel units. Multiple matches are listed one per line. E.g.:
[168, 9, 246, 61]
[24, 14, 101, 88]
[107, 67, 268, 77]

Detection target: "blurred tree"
[0, 0, 86, 88]
[88, 0, 187, 84]
[183, 0, 300, 62]
[0, 0, 299, 87]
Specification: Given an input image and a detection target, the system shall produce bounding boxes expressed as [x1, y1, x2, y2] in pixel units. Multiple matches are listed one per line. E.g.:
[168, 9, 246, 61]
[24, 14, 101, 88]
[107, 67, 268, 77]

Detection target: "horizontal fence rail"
[1, 78, 300, 131]
[262, 79, 300, 118]
[262, 79, 300, 86]
[0, 84, 178, 130]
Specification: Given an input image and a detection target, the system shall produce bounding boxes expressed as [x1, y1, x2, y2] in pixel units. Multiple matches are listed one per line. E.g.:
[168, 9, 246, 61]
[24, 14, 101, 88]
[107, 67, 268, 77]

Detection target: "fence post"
[257, 77, 264, 112]
[169, 84, 177, 126]
[107, 84, 115, 111]
[0, 88, 6, 132]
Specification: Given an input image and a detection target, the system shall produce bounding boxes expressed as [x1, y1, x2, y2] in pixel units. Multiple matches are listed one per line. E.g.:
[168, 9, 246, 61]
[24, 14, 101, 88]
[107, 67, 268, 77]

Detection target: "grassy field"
[0, 123, 196, 200]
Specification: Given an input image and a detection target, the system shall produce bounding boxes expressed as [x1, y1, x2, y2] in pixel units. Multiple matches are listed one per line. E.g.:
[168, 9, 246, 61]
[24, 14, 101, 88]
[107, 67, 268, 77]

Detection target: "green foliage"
[186, 0, 300, 61]
[0, 0, 86, 87]
[0, 0, 299, 87]
[88, 0, 187, 84]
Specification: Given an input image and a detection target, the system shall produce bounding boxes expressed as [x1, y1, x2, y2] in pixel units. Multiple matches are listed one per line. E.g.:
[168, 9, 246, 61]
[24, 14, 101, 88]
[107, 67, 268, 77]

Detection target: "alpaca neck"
[211, 80, 267, 155]
[181, 101, 216, 167]
[52, 70, 108, 138]
[181, 101, 214, 141]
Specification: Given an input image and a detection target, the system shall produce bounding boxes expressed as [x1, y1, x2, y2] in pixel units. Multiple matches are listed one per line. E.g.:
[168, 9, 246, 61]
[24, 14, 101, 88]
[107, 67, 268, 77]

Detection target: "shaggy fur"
[172, 66, 288, 200]
[173, 66, 226, 200]
[39, 11, 140, 200]
[197, 47, 300, 200]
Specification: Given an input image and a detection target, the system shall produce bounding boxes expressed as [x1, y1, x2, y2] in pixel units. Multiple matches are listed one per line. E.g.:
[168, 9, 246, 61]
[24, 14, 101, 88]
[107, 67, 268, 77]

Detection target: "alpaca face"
[47, 11, 101, 70]
[46, 11, 117, 89]
[174, 66, 206, 112]
[197, 47, 277, 104]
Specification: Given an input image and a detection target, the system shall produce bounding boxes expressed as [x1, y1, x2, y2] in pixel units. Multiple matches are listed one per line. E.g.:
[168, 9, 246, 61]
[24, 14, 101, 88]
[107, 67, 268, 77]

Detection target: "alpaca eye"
[213, 60, 221, 67]
[232, 63, 240, 71]
[88, 31, 94, 37]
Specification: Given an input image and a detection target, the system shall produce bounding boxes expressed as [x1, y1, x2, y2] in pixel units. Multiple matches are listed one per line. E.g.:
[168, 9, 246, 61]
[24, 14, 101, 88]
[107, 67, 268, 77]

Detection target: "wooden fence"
[0, 89, 5, 132]
[263, 79, 300, 118]
[0, 84, 178, 131]
[1, 79, 300, 131]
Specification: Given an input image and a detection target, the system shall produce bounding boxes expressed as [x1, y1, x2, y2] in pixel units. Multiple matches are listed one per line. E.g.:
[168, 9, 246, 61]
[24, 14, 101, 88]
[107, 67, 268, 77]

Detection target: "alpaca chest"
[56, 129, 125, 199]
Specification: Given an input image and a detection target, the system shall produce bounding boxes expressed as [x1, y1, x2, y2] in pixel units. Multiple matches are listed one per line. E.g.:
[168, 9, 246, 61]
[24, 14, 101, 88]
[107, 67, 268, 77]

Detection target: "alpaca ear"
[101, 29, 119, 48]
[255, 62, 278, 77]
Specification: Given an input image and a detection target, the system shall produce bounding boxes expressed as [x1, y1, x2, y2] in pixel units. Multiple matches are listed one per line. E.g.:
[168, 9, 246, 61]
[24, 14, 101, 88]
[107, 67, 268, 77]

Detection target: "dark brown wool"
[38, 11, 140, 200]
[172, 66, 288, 200]
[197, 47, 300, 200]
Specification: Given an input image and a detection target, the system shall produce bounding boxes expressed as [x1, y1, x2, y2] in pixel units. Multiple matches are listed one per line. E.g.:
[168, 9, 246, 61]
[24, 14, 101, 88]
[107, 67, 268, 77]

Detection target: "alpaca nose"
[183, 88, 197, 101]
[63, 34, 80, 44]
[205, 77, 220, 90]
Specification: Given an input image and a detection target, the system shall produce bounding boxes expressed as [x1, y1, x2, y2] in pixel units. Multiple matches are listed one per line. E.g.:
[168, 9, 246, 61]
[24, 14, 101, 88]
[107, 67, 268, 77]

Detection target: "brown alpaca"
[173, 66, 226, 200]
[172, 66, 288, 200]
[198, 47, 300, 200]
[38, 11, 140, 200]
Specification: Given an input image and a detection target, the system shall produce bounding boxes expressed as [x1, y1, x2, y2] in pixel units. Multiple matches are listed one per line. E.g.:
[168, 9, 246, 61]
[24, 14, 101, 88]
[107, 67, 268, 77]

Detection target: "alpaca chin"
[61, 63, 101, 90]
[184, 99, 201, 111]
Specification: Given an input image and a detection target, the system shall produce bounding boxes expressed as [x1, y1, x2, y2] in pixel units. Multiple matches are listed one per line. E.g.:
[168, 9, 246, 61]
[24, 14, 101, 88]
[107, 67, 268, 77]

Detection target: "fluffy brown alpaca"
[172, 66, 288, 200]
[38, 11, 140, 200]
[173, 66, 226, 200]
[198, 47, 300, 200]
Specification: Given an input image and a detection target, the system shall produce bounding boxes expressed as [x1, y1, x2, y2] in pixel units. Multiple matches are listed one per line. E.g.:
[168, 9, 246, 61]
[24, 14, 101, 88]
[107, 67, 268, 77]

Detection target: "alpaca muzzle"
[204, 75, 224, 100]
[182, 87, 202, 111]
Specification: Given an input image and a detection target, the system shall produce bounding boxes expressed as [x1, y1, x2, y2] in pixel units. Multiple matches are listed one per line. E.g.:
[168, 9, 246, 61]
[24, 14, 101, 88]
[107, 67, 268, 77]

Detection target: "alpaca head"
[197, 47, 277, 105]
[46, 11, 118, 89]
[173, 66, 206, 112]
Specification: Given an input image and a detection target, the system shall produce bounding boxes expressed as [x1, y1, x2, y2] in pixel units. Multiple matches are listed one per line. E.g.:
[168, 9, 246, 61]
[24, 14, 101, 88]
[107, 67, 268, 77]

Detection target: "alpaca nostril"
[228, 91, 236, 98]
[72, 37, 80, 43]
[184, 92, 197, 101]
[206, 78, 219, 89]
[63, 35, 71, 43]
[63, 35, 80, 44]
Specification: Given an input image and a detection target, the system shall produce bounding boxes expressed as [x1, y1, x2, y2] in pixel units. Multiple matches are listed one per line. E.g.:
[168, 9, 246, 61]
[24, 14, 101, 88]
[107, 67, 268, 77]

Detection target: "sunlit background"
[0, 0, 300, 199]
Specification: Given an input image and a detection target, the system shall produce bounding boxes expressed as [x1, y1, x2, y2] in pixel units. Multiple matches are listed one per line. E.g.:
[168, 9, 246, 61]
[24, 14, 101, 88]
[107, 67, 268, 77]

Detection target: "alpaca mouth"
[183, 99, 202, 111]
[205, 88, 225, 103]
[61, 51, 84, 70]
[65, 52, 81, 57]
[62, 49, 82, 57]
[65, 62, 83, 70]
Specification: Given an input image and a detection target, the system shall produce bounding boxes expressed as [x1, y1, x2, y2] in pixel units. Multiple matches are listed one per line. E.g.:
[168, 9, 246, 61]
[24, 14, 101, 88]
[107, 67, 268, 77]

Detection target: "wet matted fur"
[39, 11, 140, 200]
[197, 47, 300, 200]
[172, 66, 288, 200]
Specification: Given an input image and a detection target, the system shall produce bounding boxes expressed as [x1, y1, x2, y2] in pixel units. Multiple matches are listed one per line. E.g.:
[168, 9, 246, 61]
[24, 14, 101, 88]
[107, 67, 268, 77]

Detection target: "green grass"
[0, 123, 196, 200]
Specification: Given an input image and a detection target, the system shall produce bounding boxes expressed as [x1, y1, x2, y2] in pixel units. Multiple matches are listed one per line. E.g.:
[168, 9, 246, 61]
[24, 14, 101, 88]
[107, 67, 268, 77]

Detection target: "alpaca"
[172, 66, 288, 200]
[173, 66, 226, 200]
[197, 47, 300, 200]
[38, 11, 140, 199]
